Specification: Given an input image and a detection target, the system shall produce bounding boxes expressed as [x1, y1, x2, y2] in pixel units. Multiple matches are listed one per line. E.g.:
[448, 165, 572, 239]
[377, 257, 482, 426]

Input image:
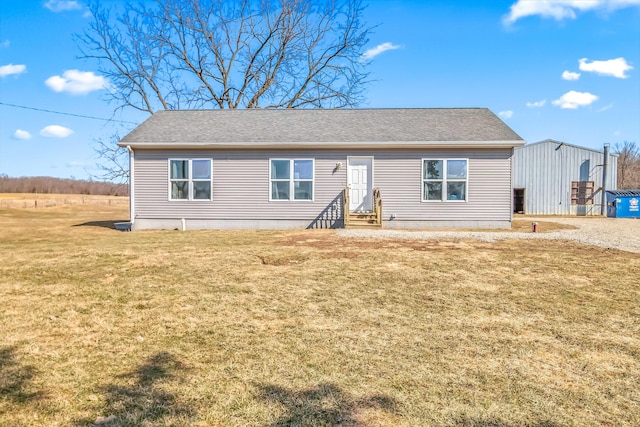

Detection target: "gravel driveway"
[337, 217, 640, 254]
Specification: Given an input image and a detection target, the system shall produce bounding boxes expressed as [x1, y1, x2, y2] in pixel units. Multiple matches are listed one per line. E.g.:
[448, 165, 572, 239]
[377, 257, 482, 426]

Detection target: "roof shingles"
[120, 108, 524, 147]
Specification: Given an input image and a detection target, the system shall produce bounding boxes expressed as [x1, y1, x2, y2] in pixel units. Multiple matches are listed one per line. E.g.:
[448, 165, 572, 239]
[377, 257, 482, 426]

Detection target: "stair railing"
[373, 187, 382, 226]
[343, 186, 350, 227]
[343, 187, 382, 228]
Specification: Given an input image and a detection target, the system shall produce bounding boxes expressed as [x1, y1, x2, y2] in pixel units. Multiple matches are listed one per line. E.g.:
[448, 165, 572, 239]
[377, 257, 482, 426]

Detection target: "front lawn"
[1, 204, 638, 426]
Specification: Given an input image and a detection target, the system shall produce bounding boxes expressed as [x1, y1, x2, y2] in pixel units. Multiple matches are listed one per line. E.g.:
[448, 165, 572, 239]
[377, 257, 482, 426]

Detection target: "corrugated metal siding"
[133, 148, 513, 223]
[513, 141, 618, 215]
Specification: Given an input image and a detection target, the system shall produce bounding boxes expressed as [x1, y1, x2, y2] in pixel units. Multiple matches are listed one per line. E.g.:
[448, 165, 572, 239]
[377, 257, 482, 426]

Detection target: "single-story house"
[512, 139, 618, 215]
[118, 108, 525, 230]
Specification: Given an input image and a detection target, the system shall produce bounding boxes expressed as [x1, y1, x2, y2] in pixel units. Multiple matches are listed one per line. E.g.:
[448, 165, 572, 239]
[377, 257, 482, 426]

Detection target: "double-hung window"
[270, 159, 314, 201]
[169, 159, 212, 200]
[422, 159, 468, 201]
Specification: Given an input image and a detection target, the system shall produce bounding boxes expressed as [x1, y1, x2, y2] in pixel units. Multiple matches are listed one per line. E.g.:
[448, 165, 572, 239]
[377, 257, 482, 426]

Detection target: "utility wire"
[0, 102, 140, 125]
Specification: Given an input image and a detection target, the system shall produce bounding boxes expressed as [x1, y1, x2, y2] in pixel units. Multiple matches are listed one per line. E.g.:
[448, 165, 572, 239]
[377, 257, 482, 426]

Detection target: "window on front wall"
[270, 159, 314, 201]
[169, 159, 212, 200]
[422, 159, 468, 201]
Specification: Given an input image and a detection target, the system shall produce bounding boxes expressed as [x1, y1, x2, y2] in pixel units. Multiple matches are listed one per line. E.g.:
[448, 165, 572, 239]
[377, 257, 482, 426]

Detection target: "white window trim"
[168, 158, 213, 202]
[269, 158, 315, 202]
[421, 158, 469, 202]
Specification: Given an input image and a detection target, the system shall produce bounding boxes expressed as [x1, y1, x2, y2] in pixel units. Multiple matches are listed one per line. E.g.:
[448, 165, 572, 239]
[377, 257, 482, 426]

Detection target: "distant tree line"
[0, 175, 128, 196]
[614, 141, 640, 190]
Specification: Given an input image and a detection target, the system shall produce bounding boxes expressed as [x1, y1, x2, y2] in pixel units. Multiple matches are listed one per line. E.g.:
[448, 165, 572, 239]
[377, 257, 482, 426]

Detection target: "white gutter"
[118, 140, 526, 150]
[127, 145, 134, 225]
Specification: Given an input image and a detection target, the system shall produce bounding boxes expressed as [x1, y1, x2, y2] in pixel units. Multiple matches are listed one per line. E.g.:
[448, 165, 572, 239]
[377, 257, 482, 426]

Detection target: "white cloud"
[45, 70, 109, 95]
[13, 129, 32, 140]
[499, 110, 514, 119]
[40, 125, 74, 138]
[579, 57, 633, 78]
[504, 0, 640, 25]
[526, 99, 546, 108]
[362, 42, 401, 60]
[0, 40, 9, 48]
[0, 64, 26, 77]
[552, 90, 598, 109]
[44, 0, 81, 12]
[561, 70, 581, 80]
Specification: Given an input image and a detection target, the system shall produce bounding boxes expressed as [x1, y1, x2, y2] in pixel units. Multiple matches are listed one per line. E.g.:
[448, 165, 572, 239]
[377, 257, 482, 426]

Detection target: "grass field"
[0, 202, 638, 426]
[0, 194, 128, 209]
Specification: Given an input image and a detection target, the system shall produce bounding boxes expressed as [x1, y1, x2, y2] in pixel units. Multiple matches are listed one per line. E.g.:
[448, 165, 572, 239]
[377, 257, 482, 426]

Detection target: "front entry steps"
[345, 211, 381, 229]
[343, 186, 383, 229]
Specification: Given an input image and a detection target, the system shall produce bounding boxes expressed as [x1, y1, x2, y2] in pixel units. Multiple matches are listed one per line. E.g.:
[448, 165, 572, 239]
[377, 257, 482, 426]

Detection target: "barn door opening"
[513, 188, 525, 214]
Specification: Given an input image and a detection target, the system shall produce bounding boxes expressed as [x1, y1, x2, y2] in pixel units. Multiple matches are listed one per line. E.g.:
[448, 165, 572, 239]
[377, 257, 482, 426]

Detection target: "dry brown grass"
[0, 193, 128, 209]
[0, 203, 638, 426]
[510, 219, 577, 232]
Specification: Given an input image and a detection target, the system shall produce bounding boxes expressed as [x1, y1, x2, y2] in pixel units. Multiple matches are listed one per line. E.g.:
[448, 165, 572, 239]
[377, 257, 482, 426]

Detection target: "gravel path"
[337, 217, 640, 254]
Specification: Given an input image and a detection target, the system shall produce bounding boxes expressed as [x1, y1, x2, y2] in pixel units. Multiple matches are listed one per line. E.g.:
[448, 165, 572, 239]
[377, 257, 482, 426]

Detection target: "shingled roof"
[119, 108, 524, 148]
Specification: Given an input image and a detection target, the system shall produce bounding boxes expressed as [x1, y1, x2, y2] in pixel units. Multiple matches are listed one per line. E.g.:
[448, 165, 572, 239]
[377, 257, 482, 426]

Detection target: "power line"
[0, 102, 140, 125]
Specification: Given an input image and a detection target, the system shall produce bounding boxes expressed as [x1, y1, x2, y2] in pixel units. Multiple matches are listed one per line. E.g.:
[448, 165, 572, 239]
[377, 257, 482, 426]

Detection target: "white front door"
[348, 157, 373, 212]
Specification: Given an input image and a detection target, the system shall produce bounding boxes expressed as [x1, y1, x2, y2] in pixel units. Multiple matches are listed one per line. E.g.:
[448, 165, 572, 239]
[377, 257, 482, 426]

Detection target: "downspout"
[601, 143, 609, 216]
[127, 145, 135, 225]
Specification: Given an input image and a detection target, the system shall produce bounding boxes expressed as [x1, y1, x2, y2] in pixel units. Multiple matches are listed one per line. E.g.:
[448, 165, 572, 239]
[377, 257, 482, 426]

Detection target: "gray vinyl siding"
[135, 150, 346, 221]
[370, 149, 511, 222]
[513, 141, 618, 215]
[132, 148, 512, 227]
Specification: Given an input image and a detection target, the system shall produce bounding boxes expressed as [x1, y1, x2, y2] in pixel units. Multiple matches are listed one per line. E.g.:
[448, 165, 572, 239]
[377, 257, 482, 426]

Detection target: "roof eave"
[119, 140, 525, 150]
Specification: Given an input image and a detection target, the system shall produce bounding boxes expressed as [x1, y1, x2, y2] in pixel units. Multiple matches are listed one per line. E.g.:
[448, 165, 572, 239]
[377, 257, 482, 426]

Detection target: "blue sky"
[1, 0, 639, 180]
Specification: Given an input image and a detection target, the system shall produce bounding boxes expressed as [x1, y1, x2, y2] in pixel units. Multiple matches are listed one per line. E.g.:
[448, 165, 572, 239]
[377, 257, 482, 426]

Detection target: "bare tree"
[78, 0, 372, 113]
[614, 141, 640, 189]
[92, 133, 131, 184]
[79, 0, 372, 181]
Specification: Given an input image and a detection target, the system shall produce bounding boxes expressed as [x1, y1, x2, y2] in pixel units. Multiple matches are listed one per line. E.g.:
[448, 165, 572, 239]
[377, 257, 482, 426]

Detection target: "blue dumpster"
[606, 190, 640, 218]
